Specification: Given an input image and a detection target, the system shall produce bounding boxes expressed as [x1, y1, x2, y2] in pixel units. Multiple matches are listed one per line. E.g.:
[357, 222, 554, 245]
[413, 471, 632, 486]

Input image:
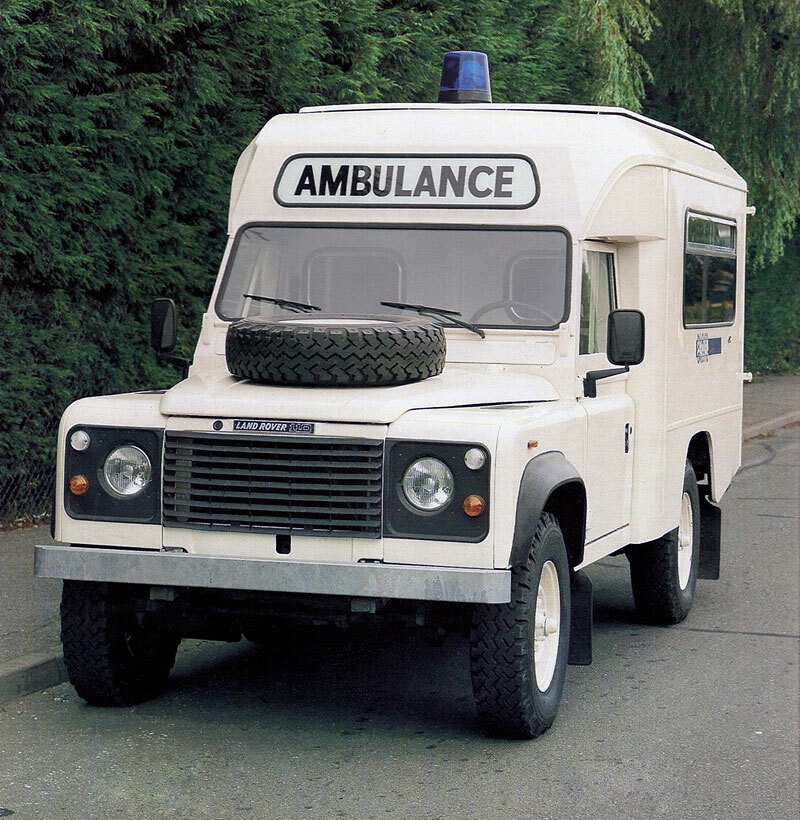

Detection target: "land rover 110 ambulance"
[36, 52, 750, 738]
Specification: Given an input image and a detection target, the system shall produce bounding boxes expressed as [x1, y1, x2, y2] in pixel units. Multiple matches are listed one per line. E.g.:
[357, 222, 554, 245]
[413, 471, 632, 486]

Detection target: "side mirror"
[150, 298, 191, 379]
[151, 298, 177, 353]
[607, 309, 645, 367]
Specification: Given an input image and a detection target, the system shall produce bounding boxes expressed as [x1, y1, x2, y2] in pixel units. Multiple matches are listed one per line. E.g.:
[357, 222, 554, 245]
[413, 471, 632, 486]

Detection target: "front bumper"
[35, 544, 511, 604]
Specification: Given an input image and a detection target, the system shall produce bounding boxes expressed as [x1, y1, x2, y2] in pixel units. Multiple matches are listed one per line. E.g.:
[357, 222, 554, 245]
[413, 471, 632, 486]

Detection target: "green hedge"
[745, 227, 800, 373]
[0, 0, 320, 510]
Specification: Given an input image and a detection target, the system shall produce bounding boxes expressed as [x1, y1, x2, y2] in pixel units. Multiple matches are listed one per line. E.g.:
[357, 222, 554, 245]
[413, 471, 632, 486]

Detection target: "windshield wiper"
[381, 301, 485, 339]
[243, 294, 321, 313]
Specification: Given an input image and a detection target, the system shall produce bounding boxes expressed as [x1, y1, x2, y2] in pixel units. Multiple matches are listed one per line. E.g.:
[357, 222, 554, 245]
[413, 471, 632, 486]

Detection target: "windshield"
[216, 225, 570, 328]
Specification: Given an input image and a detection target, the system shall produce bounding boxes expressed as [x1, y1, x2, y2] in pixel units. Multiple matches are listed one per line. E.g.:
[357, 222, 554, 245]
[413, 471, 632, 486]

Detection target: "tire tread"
[61, 581, 179, 706]
[628, 462, 700, 625]
[470, 513, 569, 739]
[225, 314, 446, 386]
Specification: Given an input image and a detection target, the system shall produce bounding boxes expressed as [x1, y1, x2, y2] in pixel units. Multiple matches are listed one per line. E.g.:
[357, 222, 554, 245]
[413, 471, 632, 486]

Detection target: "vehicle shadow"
[585, 556, 641, 629]
[150, 556, 645, 738]
[163, 621, 479, 737]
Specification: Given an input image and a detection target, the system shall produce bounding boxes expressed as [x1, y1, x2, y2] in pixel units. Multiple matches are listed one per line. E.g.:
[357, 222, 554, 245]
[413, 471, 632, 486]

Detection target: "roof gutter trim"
[296, 104, 715, 151]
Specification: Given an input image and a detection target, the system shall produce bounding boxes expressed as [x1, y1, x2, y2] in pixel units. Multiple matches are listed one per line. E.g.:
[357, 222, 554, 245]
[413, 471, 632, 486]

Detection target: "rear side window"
[683, 213, 737, 326]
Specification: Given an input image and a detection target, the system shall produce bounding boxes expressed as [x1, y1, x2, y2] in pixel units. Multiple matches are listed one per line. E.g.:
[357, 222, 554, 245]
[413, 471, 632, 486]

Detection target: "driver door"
[579, 243, 635, 551]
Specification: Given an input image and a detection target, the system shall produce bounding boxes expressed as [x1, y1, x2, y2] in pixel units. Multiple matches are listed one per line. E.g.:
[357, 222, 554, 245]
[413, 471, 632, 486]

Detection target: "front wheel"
[61, 581, 180, 706]
[627, 461, 701, 624]
[470, 513, 571, 738]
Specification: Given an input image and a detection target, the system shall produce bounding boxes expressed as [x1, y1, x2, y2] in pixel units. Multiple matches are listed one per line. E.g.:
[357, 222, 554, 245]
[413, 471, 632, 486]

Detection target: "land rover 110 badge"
[232, 419, 315, 434]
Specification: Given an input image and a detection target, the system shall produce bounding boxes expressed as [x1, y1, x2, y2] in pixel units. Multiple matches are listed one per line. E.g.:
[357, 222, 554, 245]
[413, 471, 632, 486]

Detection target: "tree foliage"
[572, 0, 657, 110]
[641, 0, 800, 374]
[642, 0, 800, 266]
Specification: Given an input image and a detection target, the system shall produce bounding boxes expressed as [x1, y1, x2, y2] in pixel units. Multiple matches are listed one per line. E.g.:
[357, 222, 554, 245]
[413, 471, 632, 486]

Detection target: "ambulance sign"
[274, 155, 539, 209]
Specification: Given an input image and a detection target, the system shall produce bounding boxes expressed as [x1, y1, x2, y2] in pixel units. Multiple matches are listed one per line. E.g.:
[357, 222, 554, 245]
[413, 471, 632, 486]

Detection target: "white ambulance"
[36, 52, 749, 738]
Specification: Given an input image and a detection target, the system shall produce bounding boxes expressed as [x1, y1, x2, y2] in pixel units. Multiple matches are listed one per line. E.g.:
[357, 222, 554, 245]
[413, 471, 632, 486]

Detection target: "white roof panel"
[227, 105, 745, 234]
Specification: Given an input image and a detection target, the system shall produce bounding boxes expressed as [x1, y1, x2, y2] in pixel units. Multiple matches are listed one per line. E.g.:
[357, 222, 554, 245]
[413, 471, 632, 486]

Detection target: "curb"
[0, 651, 68, 706]
[4, 410, 798, 706]
[743, 410, 800, 441]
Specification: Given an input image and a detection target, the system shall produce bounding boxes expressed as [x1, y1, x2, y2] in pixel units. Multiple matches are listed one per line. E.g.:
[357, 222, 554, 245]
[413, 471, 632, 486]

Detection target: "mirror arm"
[157, 352, 192, 380]
[583, 366, 629, 399]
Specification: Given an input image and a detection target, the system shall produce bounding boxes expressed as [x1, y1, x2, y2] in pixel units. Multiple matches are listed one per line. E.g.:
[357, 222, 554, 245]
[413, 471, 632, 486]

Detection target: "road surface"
[0, 429, 797, 819]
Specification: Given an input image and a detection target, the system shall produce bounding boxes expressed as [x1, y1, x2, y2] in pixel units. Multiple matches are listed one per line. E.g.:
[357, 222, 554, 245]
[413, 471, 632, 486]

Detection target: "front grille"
[163, 432, 383, 537]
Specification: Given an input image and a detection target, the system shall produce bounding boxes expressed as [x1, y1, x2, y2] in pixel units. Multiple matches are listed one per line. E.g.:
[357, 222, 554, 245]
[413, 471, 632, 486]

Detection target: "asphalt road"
[0, 429, 797, 820]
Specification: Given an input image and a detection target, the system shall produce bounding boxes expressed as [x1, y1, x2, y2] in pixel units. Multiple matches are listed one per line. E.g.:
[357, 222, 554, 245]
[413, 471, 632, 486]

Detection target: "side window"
[684, 213, 736, 326]
[580, 250, 617, 355]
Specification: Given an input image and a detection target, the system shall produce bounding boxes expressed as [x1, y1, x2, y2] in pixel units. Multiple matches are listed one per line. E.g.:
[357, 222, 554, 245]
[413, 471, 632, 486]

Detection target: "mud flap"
[699, 493, 721, 580]
[568, 569, 593, 665]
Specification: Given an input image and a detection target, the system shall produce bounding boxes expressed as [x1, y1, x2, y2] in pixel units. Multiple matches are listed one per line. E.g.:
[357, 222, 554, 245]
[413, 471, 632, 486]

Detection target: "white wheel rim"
[534, 560, 561, 692]
[678, 491, 694, 590]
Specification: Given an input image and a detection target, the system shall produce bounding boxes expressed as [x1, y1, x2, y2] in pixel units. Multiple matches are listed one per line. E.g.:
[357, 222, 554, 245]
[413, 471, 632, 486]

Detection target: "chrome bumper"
[35, 544, 511, 604]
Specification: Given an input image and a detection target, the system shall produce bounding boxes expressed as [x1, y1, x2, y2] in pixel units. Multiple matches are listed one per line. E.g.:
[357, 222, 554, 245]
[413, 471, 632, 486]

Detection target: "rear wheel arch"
[687, 431, 713, 488]
[686, 431, 722, 580]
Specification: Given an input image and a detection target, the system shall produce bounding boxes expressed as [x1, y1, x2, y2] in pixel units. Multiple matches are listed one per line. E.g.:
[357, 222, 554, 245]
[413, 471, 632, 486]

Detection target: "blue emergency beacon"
[438, 51, 492, 104]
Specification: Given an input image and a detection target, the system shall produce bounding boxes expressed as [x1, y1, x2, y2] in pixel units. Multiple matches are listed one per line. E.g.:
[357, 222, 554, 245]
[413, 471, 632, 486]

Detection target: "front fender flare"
[510, 451, 587, 569]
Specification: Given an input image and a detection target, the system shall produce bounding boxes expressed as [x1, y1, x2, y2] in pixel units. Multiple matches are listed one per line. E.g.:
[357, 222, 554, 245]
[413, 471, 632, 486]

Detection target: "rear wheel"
[628, 461, 701, 624]
[470, 513, 571, 738]
[61, 581, 180, 706]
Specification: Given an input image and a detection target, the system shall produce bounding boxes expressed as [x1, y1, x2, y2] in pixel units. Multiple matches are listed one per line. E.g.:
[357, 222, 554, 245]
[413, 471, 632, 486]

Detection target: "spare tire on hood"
[225, 313, 446, 387]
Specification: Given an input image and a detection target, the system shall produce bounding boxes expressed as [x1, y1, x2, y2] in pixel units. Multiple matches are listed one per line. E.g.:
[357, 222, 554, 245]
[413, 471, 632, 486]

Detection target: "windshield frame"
[214, 222, 573, 330]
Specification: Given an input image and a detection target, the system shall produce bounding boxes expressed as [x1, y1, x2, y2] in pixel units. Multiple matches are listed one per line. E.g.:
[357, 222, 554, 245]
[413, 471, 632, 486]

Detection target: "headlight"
[103, 445, 152, 497]
[402, 458, 454, 511]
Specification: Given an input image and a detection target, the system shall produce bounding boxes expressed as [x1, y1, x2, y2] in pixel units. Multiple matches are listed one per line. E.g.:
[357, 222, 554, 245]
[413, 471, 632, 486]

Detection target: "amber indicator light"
[463, 495, 485, 517]
[68, 475, 90, 496]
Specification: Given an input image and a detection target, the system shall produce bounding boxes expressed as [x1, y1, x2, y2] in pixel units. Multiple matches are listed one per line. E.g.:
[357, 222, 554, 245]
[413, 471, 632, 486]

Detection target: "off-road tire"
[61, 581, 180, 706]
[225, 313, 446, 387]
[627, 461, 701, 624]
[470, 513, 571, 739]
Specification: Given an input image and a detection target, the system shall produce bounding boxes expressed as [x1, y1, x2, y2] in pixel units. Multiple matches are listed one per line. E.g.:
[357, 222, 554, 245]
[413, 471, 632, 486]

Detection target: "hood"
[159, 364, 558, 424]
